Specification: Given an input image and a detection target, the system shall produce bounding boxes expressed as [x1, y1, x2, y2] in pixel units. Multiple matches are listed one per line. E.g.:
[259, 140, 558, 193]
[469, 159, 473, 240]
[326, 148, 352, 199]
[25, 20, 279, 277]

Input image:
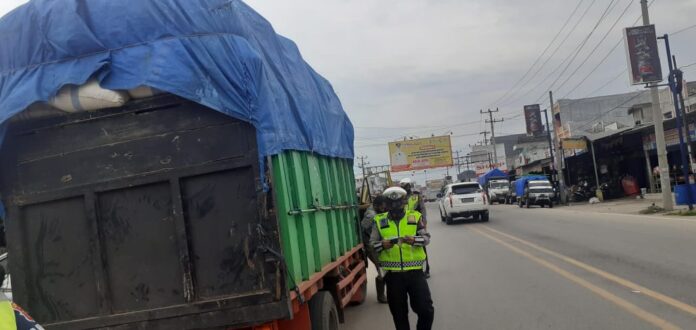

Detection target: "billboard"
[561, 138, 587, 151]
[388, 136, 453, 172]
[624, 25, 662, 85]
[523, 104, 544, 136]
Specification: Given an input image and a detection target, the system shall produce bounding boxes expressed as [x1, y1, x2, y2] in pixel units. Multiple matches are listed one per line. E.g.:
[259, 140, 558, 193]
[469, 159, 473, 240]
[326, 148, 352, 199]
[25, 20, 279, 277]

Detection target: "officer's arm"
[417, 197, 427, 221]
[370, 224, 385, 252]
[360, 208, 376, 234]
[413, 216, 431, 247]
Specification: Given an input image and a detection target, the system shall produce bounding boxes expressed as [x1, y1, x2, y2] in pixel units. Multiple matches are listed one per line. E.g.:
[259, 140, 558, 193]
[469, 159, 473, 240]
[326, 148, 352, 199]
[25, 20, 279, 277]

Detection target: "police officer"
[0, 266, 44, 329]
[370, 187, 434, 330]
[399, 178, 425, 214]
[360, 195, 388, 303]
[399, 178, 430, 278]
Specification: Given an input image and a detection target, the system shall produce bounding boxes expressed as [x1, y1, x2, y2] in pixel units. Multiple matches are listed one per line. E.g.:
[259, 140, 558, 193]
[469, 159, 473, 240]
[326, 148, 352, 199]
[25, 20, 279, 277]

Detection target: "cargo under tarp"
[0, 0, 354, 160]
[478, 168, 508, 186]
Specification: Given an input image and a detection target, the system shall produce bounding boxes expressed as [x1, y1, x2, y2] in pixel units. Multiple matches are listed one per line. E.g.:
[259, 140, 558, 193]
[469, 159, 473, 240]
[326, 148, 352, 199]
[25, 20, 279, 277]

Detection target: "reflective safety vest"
[374, 211, 426, 271]
[406, 194, 419, 212]
[0, 300, 16, 330]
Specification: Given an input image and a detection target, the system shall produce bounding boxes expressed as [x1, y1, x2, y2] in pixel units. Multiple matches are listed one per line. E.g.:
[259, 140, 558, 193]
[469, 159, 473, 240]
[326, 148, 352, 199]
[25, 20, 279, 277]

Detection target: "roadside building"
[512, 135, 553, 176]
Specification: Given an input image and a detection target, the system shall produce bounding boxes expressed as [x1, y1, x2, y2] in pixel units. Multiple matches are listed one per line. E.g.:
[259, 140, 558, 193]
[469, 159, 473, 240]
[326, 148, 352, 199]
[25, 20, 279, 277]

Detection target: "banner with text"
[389, 136, 453, 172]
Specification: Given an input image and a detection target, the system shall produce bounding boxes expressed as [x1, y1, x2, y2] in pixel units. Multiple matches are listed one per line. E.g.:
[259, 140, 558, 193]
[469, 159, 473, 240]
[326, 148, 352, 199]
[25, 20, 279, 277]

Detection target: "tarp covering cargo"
[0, 0, 354, 159]
[478, 168, 508, 186]
[514, 175, 549, 197]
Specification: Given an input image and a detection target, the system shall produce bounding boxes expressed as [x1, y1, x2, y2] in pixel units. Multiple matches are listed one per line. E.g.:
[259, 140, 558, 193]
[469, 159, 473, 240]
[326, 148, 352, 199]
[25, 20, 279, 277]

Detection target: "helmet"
[399, 178, 413, 188]
[383, 187, 408, 201]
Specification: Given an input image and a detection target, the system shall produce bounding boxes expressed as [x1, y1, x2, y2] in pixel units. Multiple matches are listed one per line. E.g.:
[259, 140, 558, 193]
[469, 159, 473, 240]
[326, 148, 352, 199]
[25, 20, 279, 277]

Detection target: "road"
[342, 203, 696, 329]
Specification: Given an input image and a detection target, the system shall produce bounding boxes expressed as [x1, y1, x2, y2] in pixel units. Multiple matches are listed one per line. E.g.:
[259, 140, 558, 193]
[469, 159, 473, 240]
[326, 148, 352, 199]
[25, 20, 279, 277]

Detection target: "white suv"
[438, 182, 489, 224]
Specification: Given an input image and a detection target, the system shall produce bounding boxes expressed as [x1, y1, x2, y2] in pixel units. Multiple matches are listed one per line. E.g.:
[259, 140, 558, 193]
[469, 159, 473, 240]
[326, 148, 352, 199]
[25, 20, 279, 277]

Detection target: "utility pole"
[549, 91, 567, 203]
[357, 156, 369, 180]
[454, 150, 462, 174]
[641, 0, 673, 210]
[672, 55, 695, 168]
[480, 131, 490, 145]
[661, 35, 693, 210]
[481, 108, 504, 168]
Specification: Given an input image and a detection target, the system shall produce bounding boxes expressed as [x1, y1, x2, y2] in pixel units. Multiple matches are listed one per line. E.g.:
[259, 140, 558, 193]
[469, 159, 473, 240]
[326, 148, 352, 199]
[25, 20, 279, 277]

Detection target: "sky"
[2, 0, 696, 184]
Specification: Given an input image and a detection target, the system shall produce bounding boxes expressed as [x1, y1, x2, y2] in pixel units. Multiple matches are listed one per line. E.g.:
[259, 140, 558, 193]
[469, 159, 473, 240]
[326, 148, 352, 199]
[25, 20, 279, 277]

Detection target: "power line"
[671, 23, 696, 35]
[552, 0, 635, 98]
[353, 119, 482, 142]
[489, 0, 587, 107]
[500, 0, 600, 107]
[680, 61, 696, 69]
[354, 132, 481, 149]
[533, 0, 622, 103]
[573, 90, 649, 132]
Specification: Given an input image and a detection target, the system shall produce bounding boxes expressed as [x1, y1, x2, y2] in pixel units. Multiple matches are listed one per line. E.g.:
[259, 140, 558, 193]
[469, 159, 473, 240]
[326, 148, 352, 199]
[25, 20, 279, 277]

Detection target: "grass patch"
[639, 205, 665, 214]
[667, 210, 696, 216]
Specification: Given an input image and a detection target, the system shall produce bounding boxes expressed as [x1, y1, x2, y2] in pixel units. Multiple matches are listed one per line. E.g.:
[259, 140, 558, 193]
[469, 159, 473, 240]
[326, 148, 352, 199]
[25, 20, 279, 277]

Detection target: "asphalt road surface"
[341, 203, 696, 329]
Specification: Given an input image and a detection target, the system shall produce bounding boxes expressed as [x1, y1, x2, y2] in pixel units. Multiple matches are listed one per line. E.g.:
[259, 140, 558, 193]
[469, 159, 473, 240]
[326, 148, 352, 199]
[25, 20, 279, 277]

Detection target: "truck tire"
[549, 202, 554, 209]
[310, 291, 339, 330]
[445, 215, 453, 225]
[481, 212, 489, 222]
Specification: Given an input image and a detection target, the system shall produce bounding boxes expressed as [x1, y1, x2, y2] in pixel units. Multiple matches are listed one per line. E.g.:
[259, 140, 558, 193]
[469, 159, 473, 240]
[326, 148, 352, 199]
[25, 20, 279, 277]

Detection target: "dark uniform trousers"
[384, 270, 434, 330]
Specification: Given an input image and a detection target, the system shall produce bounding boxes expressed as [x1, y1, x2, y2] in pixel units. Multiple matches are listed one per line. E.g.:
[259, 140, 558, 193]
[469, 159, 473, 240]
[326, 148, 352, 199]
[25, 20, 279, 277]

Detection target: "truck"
[515, 176, 555, 208]
[0, 1, 365, 329]
[425, 179, 446, 202]
[478, 169, 510, 204]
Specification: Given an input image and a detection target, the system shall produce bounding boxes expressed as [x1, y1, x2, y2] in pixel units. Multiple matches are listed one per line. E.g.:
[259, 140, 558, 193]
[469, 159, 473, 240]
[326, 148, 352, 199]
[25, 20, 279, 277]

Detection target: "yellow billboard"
[562, 138, 587, 151]
[388, 136, 453, 172]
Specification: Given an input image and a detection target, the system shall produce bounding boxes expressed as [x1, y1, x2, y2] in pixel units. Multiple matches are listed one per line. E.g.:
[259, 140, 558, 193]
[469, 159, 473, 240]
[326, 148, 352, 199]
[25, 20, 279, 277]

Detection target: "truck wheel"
[481, 212, 489, 222]
[473, 213, 480, 221]
[310, 291, 339, 330]
[549, 202, 554, 209]
[445, 215, 453, 225]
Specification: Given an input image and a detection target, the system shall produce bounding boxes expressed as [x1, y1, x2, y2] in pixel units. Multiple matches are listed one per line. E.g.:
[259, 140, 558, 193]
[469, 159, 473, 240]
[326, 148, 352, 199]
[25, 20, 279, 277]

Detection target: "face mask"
[387, 200, 405, 219]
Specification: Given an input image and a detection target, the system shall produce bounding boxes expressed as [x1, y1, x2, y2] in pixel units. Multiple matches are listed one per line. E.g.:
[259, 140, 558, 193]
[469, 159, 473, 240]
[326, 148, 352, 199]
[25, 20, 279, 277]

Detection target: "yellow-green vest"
[406, 194, 419, 212]
[374, 211, 426, 271]
[0, 300, 16, 330]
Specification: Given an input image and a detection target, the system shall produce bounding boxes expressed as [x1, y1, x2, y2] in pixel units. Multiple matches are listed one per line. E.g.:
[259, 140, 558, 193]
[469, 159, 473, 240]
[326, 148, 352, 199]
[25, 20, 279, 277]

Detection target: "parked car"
[438, 182, 489, 224]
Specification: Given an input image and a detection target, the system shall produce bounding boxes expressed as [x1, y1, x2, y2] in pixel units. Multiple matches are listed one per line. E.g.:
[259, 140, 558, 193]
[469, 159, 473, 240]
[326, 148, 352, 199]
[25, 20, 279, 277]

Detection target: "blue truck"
[515, 175, 555, 208]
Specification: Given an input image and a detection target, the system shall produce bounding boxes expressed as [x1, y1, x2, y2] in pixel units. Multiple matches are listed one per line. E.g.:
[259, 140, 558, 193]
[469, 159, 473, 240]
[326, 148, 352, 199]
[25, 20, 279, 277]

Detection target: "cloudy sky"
[2, 0, 695, 183]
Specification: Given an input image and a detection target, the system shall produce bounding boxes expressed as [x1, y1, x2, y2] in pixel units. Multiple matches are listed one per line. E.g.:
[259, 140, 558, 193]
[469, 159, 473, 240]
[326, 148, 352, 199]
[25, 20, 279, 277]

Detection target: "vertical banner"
[524, 104, 543, 136]
[624, 25, 663, 85]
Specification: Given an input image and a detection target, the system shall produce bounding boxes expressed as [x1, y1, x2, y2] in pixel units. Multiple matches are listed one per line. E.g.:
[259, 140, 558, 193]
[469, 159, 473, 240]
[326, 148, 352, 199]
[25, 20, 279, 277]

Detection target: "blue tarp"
[514, 175, 549, 197]
[478, 168, 508, 186]
[0, 0, 354, 160]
